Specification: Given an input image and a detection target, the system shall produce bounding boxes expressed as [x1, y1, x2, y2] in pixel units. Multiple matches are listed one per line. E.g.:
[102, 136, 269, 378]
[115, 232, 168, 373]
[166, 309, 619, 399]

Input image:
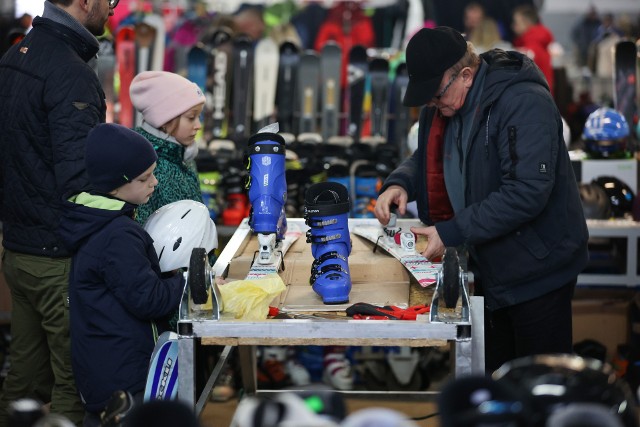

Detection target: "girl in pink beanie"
[129, 70, 206, 225]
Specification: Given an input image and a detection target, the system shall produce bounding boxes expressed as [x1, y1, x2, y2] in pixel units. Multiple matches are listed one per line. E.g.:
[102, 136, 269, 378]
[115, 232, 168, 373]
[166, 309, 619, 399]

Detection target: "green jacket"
[133, 127, 203, 225]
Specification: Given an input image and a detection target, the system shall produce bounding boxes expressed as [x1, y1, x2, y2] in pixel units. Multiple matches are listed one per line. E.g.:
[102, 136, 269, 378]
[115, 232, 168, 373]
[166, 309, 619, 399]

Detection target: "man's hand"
[410, 226, 445, 261]
[374, 185, 408, 225]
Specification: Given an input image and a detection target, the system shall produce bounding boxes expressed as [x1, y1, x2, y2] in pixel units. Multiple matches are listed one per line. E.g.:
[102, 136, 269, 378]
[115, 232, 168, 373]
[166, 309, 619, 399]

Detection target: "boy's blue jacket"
[59, 192, 184, 413]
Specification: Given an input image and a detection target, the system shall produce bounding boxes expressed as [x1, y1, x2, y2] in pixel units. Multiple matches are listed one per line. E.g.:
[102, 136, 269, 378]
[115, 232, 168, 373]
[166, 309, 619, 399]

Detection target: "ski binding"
[352, 214, 439, 288]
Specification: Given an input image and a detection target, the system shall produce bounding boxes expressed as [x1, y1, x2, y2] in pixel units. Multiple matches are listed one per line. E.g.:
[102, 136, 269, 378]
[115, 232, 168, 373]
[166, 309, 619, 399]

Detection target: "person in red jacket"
[512, 5, 555, 96]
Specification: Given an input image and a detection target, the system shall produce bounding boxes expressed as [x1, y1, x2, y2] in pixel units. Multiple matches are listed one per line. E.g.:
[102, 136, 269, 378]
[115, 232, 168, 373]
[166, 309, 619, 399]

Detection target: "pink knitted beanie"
[130, 71, 205, 129]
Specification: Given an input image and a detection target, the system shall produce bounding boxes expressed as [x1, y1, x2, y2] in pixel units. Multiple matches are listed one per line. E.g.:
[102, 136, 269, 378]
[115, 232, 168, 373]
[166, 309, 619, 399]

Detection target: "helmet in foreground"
[493, 354, 639, 427]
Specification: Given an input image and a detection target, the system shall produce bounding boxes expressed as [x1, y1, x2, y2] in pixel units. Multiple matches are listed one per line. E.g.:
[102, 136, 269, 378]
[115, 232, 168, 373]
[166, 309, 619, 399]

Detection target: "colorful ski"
[144, 331, 179, 401]
[115, 26, 136, 128]
[245, 226, 303, 280]
[352, 216, 439, 287]
[253, 37, 280, 132]
[363, 57, 389, 145]
[319, 42, 342, 142]
[134, 22, 157, 127]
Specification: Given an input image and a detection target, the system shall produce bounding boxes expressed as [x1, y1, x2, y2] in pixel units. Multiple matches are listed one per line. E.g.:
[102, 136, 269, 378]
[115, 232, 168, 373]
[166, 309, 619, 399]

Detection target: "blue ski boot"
[246, 131, 287, 264]
[304, 182, 351, 304]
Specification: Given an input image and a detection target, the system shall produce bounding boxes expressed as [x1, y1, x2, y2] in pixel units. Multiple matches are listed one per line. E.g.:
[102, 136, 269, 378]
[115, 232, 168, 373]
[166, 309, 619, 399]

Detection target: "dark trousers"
[482, 280, 576, 373]
[0, 250, 84, 426]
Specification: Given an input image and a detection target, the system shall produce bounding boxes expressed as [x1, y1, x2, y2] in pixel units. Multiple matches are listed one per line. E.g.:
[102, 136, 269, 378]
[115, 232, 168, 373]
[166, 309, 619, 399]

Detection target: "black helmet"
[591, 176, 635, 218]
[493, 354, 640, 427]
[438, 375, 531, 427]
[579, 183, 612, 219]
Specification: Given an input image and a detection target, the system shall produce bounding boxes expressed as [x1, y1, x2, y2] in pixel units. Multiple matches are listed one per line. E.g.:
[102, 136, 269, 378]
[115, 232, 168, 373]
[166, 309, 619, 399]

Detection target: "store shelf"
[578, 219, 640, 288]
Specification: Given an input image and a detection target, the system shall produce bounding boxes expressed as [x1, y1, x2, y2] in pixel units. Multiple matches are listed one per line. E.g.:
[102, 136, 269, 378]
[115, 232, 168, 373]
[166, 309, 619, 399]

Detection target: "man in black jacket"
[0, 0, 116, 423]
[375, 27, 588, 373]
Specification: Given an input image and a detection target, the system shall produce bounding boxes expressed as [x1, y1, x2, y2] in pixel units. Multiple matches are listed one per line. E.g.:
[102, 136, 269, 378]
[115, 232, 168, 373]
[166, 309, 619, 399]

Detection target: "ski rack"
[430, 249, 471, 324]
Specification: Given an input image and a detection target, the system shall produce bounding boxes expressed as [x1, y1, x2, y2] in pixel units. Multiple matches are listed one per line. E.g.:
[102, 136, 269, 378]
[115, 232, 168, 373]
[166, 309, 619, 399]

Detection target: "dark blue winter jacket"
[381, 50, 589, 310]
[59, 192, 185, 413]
[0, 12, 105, 256]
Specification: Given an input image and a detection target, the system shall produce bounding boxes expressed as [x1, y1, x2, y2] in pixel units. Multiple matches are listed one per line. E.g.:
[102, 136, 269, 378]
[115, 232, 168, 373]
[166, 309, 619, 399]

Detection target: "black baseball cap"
[403, 26, 468, 107]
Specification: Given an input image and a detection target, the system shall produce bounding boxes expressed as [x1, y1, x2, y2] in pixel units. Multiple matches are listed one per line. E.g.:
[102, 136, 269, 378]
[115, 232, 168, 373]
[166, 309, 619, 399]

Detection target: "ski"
[296, 51, 321, 143]
[209, 28, 234, 142]
[319, 42, 342, 142]
[143, 13, 165, 72]
[345, 45, 368, 143]
[245, 227, 303, 280]
[613, 40, 637, 130]
[96, 36, 116, 123]
[134, 22, 157, 127]
[352, 215, 439, 287]
[115, 26, 136, 128]
[362, 57, 389, 145]
[276, 41, 300, 141]
[144, 331, 179, 401]
[231, 36, 255, 144]
[187, 44, 208, 144]
[391, 62, 411, 158]
[252, 37, 280, 132]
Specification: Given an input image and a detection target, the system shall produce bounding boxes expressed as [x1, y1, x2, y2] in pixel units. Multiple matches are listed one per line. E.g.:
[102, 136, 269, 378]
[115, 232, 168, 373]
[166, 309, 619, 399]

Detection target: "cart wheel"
[442, 247, 460, 309]
[188, 247, 209, 304]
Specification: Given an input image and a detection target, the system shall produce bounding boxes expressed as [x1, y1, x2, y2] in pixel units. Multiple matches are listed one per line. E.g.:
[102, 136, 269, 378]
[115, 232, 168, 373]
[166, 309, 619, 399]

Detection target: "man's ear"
[461, 67, 474, 87]
[79, 0, 91, 13]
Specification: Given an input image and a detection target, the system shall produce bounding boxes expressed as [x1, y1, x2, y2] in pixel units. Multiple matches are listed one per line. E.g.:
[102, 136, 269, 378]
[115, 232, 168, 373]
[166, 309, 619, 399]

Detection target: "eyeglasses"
[108, 0, 119, 9]
[434, 72, 459, 101]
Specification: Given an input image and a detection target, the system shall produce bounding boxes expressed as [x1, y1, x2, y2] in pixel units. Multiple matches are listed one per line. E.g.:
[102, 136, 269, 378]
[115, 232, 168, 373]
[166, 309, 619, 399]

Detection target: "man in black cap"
[375, 27, 588, 372]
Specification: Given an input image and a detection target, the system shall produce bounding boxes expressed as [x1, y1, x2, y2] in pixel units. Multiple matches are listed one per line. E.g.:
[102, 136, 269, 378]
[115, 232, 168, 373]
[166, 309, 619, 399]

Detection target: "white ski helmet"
[144, 200, 218, 272]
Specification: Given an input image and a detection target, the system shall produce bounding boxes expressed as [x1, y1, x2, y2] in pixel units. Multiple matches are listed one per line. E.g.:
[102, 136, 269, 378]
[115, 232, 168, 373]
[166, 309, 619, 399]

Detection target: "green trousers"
[0, 250, 84, 426]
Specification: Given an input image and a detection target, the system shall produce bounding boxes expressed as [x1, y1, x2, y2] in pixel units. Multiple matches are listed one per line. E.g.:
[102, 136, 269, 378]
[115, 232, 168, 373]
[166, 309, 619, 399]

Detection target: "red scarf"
[426, 113, 454, 222]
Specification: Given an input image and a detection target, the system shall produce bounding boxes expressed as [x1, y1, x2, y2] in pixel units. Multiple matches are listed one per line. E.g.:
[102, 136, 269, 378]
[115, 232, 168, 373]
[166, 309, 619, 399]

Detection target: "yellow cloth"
[219, 274, 286, 320]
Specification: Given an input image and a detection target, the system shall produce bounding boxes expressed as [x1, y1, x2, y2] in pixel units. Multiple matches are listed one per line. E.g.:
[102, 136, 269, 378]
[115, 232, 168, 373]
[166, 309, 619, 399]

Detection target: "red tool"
[345, 302, 430, 320]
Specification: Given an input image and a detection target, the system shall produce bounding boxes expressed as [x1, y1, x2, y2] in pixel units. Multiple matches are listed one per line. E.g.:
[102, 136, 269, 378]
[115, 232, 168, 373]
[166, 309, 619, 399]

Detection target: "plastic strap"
[306, 230, 345, 244]
[311, 251, 347, 272]
[304, 217, 338, 228]
[310, 264, 350, 286]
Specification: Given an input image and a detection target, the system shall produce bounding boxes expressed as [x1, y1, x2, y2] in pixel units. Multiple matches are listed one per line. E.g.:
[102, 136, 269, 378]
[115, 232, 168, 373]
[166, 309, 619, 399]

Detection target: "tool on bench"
[345, 302, 430, 320]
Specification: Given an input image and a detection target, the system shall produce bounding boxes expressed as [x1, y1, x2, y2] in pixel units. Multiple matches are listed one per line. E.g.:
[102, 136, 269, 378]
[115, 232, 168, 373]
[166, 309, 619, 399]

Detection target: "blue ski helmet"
[582, 108, 630, 158]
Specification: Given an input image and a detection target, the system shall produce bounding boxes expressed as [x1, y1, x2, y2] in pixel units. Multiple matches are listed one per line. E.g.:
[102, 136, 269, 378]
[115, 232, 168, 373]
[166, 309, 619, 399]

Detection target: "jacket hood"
[59, 192, 137, 252]
[514, 24, 554, 50]
[479, 49, 550, 106]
